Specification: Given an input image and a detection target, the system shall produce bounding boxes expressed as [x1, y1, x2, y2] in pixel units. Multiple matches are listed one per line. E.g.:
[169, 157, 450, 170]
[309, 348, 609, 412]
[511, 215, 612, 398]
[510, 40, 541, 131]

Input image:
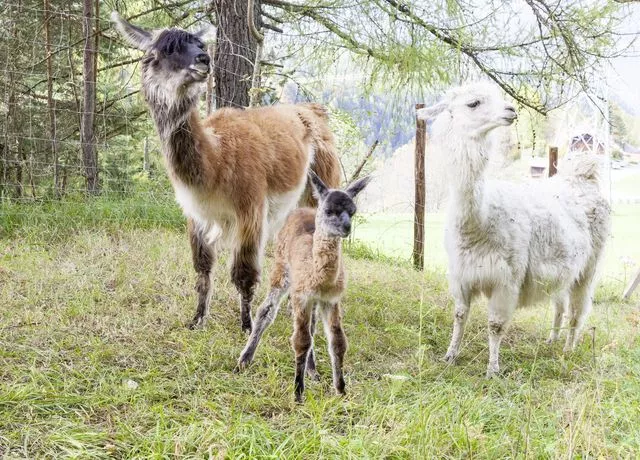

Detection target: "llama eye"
[467, 100, 480, 108]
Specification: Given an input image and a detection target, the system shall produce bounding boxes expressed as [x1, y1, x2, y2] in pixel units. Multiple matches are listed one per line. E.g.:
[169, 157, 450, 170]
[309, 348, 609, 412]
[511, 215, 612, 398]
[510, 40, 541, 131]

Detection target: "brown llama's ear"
[345, 175, 372, 199]
[194, 25, 216, 42]
[111, 12, 153, 51]
[308, 170, 329, 200]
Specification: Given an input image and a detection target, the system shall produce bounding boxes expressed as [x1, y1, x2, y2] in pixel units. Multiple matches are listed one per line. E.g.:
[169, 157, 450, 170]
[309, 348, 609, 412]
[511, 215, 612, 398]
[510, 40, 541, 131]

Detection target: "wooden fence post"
[549, 146, 558, 177]
[414, 103, 426, 271]
[623, 268, 640, 301]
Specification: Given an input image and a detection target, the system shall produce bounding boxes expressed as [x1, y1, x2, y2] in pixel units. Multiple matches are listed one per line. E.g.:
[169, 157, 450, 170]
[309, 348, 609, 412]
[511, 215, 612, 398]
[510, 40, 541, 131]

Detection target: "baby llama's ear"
[416, 101, 447, 121]
[308, 170, 329, 200]
[345, 175, 372, 199]
[111, 11, 153, 51]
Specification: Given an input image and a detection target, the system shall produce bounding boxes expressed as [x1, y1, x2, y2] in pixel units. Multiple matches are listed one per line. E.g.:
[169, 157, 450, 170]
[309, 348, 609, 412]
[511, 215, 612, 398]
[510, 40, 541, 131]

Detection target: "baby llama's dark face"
[142, 29, 210, 92]
[318, 191, 357, 238]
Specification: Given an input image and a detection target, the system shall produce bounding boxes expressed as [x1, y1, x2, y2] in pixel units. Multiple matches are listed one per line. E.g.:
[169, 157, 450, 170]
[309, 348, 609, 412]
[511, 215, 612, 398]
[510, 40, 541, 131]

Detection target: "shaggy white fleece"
[418, 83, 610, 377]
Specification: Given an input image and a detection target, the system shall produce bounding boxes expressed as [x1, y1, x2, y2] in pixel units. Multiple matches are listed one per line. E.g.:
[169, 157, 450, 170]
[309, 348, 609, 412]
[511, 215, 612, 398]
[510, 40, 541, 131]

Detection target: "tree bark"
[413, 104, 426, 271]
[44, 0, 59, 197]
[81, 0, 99, 194]
[212, 0, 262, 108]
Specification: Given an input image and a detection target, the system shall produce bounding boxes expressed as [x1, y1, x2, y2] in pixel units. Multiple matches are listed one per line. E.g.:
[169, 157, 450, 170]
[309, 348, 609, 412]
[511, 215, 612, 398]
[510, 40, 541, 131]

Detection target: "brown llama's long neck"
[311, 231, 343, 287]
[146, 89, 208, 186]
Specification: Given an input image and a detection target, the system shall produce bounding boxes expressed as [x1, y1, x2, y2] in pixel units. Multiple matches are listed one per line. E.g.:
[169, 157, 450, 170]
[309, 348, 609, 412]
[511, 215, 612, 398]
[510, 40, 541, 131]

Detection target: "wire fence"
[1, 1, 639, 295]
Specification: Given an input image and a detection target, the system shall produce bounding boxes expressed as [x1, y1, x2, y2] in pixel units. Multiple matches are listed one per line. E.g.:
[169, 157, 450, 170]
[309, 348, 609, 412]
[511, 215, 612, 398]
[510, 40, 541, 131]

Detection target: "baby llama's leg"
[321, 301, 347, 396]
[306, 306, 320, 381]
[291, 295, 314, 402]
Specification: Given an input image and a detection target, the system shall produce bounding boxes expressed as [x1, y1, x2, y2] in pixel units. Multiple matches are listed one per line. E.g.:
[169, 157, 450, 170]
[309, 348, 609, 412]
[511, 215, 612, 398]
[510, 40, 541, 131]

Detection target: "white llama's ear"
[416, 102, 447, 121]
[111, 12, 153, 51]
[308, 170, 329, 200]
[345, 175, 372, 199]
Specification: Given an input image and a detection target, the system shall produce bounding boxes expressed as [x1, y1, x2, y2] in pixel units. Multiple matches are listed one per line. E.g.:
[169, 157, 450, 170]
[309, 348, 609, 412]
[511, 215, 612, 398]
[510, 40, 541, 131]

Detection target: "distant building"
[569, 133, 605, 155]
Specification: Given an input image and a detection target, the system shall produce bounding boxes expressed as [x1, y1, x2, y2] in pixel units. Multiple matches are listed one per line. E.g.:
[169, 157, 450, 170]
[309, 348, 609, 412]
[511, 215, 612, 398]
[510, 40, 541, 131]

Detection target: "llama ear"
[345, 175, 372, 199]
[416, 102, 447, 121]
[308, 170, 329, 200]
[194, 25, 216, 42]
[111, 11, 153, 51]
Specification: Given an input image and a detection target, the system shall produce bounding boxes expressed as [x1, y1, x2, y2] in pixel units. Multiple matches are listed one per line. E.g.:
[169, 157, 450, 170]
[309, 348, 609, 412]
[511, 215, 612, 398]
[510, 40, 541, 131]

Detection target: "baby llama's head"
[308, 172, 371, 238]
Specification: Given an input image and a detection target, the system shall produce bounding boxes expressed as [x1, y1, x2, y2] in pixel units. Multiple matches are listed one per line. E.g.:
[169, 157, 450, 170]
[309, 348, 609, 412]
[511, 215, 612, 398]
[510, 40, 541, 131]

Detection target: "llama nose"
[505, 105, 516, 114]
[195, 53, 210, 66]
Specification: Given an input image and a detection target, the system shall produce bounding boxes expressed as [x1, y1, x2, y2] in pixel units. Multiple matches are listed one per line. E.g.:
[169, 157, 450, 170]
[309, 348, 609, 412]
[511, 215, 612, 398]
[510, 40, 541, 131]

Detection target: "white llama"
[417, 83, 610, 377]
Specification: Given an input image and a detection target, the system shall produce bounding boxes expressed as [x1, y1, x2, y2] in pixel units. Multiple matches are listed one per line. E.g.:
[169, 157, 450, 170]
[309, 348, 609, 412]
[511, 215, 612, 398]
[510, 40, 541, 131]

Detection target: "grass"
[1, 202, 640, 458]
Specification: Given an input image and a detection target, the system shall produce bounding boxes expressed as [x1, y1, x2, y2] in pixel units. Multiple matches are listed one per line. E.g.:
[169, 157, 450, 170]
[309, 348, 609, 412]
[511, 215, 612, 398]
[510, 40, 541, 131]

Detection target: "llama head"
[111, 12, 211, 105]
[309, 171, 371, 238]
[417, 82, 517, 138]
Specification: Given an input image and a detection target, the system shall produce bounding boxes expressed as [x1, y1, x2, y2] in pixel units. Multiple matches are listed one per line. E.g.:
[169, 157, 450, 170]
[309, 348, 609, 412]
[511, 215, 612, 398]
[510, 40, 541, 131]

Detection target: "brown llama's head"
[309, 171, 371, 238]
[111, 12, 211, 106]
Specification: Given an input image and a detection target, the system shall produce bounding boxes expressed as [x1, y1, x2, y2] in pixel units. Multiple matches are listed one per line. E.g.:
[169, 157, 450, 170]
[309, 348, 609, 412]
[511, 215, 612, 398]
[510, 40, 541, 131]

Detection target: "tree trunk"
[206, 43, 215, 115]
[44, 0, 59, 197]
[212, 0, 262, 108]
[81, 0, 99, 194]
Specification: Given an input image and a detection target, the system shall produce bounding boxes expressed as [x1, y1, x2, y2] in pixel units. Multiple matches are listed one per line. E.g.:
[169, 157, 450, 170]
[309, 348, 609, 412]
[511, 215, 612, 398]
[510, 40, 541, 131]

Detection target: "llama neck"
[446, 133, 491, 226]
[312, 231, 343, 287]
[146, 90, 209, 186]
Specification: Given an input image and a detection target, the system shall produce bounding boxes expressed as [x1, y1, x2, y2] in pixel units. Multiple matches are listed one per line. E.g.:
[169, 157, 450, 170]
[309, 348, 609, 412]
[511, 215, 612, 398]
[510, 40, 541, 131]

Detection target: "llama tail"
[558, 154, 602, 185]
[297, 104, 341, 206]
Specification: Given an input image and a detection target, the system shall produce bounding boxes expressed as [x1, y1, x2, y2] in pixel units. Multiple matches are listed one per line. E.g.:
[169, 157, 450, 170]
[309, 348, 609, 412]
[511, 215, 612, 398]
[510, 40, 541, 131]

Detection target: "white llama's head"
[417, 82, 517, 138]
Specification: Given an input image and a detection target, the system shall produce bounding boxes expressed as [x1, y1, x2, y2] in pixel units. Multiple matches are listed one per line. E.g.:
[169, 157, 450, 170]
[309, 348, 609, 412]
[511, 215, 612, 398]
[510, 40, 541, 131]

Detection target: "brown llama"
[111, 13, 341, 332]
[236, 171, 370, 402]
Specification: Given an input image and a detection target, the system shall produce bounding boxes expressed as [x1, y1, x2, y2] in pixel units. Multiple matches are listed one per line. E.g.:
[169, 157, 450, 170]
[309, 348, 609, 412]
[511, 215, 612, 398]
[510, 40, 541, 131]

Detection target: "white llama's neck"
[446, 132, 492, 227]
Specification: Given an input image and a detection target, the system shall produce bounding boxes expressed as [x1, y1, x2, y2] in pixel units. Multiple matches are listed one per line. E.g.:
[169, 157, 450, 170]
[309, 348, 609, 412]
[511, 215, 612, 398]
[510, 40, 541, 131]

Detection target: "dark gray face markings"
[324, 191, 356, 218]
[142, 30, 207, 74]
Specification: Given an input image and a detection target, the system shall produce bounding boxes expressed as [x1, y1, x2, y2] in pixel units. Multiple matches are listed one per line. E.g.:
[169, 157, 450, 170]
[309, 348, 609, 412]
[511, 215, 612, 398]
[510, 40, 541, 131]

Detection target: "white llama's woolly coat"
[420, 82, 610, 377]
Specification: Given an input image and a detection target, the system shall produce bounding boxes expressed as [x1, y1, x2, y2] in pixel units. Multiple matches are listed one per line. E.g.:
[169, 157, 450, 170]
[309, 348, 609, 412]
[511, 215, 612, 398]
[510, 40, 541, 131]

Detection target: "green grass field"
[1, 201, 640, 457]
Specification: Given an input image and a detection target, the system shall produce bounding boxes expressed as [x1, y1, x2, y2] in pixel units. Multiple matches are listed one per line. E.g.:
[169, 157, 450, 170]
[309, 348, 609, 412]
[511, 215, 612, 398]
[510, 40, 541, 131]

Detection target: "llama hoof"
[188, 316, 206, 330]
[233, 362, 247, 374]
[546, 336, 558, 345]
[306, 369, 320, 381]
[241, 321, 252, 334]
[442, 352, 458, 364]
[485, 367, 500, 379]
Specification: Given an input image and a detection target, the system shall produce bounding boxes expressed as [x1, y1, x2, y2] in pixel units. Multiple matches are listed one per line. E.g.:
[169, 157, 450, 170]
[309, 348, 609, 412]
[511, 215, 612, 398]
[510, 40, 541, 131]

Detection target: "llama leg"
[236, 285, 288, 371]
[306, 305, 320, 381]
[486, 287, 518, 378]
[564, 283, 594, 353]
[291, 295, 313, 403]
[444, 285, 471, 363]
[321, 301, 347, 396]
[547, 295, 568, 343]
[231, 213, 265, 333]
[188, 219, 217, 329]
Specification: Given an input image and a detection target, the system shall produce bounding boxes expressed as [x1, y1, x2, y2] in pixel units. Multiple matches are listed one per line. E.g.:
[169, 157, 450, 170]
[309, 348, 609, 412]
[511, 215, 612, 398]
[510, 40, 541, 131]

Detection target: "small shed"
[530, 157, 547, 178]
